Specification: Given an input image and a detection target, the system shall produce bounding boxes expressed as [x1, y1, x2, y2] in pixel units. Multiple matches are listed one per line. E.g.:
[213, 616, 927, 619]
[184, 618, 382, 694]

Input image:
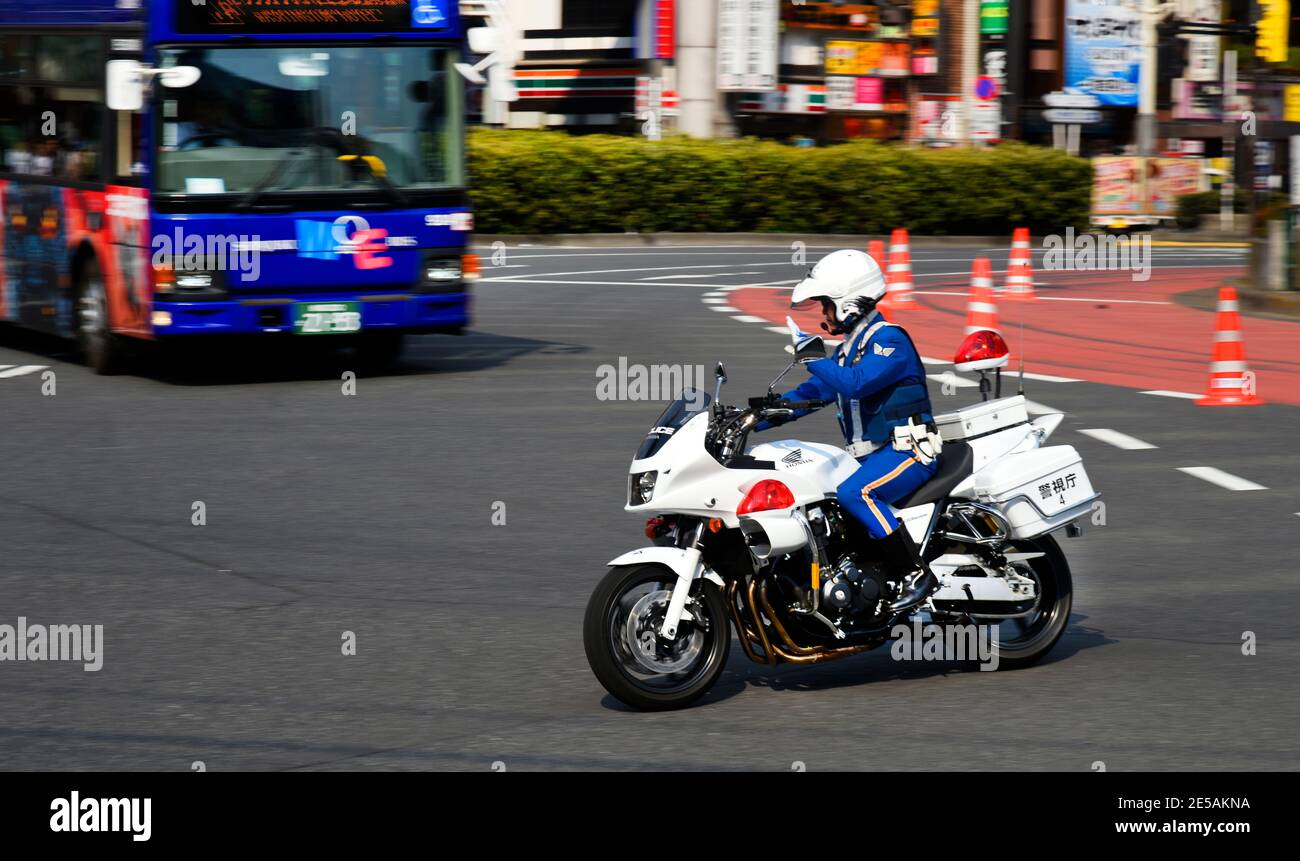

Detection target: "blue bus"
[0, 0, 475, 372]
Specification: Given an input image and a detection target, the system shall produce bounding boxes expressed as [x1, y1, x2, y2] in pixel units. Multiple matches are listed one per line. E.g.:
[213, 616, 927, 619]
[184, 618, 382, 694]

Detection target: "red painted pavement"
[727, 267, 1300, 406]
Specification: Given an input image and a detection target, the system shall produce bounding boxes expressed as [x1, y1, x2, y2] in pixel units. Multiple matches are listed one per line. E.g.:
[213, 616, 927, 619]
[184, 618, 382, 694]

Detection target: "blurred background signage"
[718, 0, 780, 91]
[1063, 0, 1141, 107]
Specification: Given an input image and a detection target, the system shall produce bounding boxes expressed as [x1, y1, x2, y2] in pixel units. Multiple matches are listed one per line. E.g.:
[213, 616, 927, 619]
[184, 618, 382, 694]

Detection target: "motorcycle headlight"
[630, 471, 657, 505]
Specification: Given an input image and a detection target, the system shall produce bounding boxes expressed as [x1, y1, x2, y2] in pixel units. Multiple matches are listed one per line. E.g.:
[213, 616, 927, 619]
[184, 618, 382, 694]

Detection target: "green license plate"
[292, 302, 362, 335]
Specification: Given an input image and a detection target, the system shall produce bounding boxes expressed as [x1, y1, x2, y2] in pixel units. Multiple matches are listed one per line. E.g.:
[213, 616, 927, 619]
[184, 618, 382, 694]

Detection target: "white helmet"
[790, 249, 887, 322]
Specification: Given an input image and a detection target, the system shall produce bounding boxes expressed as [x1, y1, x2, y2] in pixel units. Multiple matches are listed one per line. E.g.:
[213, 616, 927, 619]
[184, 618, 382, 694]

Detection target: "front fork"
[659, 522, 707, 641]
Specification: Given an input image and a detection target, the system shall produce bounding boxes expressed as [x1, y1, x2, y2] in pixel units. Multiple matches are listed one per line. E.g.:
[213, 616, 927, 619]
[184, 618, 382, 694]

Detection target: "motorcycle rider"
[761, 249, 942, 611]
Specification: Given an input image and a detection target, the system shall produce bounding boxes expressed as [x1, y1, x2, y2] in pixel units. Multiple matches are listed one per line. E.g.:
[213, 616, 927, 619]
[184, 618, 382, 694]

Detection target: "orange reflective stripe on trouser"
[861, 456, 917, 536]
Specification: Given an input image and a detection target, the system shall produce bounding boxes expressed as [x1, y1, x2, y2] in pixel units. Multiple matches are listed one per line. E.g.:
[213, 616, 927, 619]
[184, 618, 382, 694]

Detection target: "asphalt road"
[1, 240, 1297, 771]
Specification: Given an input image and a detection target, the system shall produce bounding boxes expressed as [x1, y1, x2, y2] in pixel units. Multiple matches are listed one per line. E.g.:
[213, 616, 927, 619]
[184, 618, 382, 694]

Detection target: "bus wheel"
[74, 257, 124, 375]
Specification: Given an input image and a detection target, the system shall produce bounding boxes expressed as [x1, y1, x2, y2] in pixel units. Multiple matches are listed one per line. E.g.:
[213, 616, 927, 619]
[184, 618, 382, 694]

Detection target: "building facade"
[473, 0, 1300, 175]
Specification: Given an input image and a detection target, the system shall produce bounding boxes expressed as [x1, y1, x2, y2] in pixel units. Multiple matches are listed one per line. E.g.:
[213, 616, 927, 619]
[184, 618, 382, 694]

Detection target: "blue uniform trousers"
[835, 447, 938, 539]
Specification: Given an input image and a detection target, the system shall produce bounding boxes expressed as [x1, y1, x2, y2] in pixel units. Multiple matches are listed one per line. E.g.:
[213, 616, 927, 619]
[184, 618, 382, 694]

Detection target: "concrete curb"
[1179, 277, 1300, 321]
[1238, 286, 1300, 319]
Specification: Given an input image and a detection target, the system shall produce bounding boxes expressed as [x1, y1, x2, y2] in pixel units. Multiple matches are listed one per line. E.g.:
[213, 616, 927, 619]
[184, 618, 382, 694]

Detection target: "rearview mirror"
[794, 336, 826, 361]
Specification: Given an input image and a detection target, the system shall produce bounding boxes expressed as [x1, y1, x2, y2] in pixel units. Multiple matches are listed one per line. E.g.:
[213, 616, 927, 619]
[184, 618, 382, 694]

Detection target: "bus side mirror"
[467, 27, 501, 55]
[106, 60, 144, 111]
[158, 66, 202, 89]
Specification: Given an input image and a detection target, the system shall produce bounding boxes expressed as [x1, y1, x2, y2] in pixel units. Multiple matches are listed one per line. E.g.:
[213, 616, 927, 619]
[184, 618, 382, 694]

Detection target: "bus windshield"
[155, 44, 464, 196]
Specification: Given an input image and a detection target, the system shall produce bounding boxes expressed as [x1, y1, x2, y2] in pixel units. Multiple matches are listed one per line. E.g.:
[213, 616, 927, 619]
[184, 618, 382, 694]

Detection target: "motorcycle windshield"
[634, 389, 712, 460]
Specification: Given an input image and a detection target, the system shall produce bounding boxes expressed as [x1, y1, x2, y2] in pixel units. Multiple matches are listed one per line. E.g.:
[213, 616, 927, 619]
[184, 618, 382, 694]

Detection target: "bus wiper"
[235, 148, 307, 211]
[235, 129, 350, 210]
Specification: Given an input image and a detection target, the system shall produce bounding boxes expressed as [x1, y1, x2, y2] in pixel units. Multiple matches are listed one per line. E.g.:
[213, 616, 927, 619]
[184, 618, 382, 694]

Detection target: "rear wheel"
[985, 535, 1073, 670]
[74, 257, 124, 374]
[583, 564, 730, 711]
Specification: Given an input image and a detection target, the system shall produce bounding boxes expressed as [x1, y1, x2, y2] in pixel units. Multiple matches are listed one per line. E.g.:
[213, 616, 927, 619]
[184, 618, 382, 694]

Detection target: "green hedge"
[1176, 189, 1290, 230]
[468, 129, 1093, 235]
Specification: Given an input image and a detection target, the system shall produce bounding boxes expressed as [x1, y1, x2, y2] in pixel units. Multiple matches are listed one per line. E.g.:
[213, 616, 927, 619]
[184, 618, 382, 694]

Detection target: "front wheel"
[583, 564, 730, 711]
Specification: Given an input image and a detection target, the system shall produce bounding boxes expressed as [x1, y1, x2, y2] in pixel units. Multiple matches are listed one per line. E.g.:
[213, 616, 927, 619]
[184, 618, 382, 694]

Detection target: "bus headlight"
[417, 253, 468, 293]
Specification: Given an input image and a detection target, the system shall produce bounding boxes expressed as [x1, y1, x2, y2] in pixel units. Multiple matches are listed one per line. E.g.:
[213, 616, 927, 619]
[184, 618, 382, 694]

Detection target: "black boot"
[877, 528, 938, 612]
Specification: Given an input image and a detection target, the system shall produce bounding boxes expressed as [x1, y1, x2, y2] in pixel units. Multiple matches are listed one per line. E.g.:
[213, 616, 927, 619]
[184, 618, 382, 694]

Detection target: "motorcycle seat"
[894, 441, 974, 508]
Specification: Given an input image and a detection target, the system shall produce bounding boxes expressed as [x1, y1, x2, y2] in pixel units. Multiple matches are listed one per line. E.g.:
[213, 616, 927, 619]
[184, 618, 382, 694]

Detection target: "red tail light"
[953, 329, 1010, 373]
[737, 480, 796, 515]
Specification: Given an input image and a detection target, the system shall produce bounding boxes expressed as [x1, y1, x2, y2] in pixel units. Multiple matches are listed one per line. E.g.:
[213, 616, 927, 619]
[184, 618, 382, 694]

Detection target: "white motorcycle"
[584, 323, 1099, 710]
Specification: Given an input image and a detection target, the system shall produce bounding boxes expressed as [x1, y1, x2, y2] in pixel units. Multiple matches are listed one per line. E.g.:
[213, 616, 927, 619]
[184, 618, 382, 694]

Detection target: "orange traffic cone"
[1003, 227, 1037, 300]
[964, 257, 1001, 335]
[879, 229, 916, 312]
[1196, 286, 1263, 406]
[868, 239, 886, 273]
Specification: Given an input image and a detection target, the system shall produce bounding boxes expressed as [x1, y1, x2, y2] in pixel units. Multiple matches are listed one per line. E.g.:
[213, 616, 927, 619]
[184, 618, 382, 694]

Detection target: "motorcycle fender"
[606, 546, 723, 588]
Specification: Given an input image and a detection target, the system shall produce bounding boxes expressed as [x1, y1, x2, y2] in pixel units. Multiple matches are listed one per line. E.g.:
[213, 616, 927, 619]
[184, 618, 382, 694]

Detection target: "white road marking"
[1177, 466, 1267, 492]
[908, 289, 1173, 305]
[0, 365, 47, 378]
[489, 261, 795, 281]
[1019, 372, 1083, 383]
[731, 315, 767, 323]
[766, 326, 789, 335]
[701, 297, 728, 304]
[1023, 400, 1063, 416]
[921, 356, 950, 366]
[1078, 428, 1156, 450]
[481, 277, 798, 290]
[1140, 390, 1201, 400]
[709, 305, 736, 312]
[639, 272, 762, 281]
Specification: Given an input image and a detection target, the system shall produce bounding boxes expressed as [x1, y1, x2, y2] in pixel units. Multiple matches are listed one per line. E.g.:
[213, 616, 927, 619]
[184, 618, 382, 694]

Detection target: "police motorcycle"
[583, 320, 1099, 710]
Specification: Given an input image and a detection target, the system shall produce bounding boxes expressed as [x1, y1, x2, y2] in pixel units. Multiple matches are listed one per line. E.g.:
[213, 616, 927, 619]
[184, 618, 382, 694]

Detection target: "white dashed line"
[731, 315, 767, 323]
[1140, 390, 1201, 400]
[709, 305, 736, 312]
[1177, 467, 1267, 492]
[701, 297, 728, 304]
[0, 365, 48, 379]
[1078, 428, 1157, 450]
